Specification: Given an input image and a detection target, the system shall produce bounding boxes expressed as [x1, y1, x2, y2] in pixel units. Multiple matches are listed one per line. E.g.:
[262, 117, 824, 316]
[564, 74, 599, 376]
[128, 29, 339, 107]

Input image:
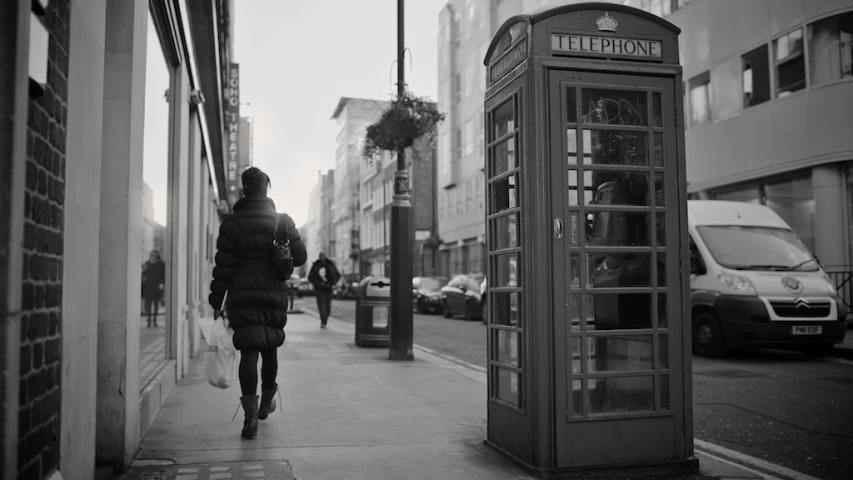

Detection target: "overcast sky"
[234, 0, 449, 227]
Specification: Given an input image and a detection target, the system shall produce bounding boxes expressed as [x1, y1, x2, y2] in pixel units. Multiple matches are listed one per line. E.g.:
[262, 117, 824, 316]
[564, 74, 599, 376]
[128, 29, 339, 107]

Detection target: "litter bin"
[355, 276, 391, 347]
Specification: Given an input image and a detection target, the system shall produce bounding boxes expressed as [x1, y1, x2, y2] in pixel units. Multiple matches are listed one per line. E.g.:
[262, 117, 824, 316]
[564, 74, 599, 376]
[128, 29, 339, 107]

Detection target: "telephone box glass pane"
[653, 132, 663, 167]
[652, 92, 662, 127]
[492, 174, 517, 212]
[568, 170, 578, 205]
[589, 376, 654, 415]
[588, 293, 653, 330]
[588, 335, 654, 372]
[657, 252, 666, 287]
[581, 89, 648, 126]
[569, 293, 581, 331]
[495, 254, 519, 287]
[569, 253, 580, 288]
[566, 87, 577, 123]
[587, 253, 652, 288]
[585, 130, 648, 166]
[493, 138, 516, 174]
[656, 212, 666, 247]
[493, 292, 519, 326]
[571, 336, 581, 372]
[659, 333, 669, 368]
[655, 172, 665, 206]
[493, 214, 518, 250]
[496, 368, 520, 406]
[572, 379, 582, 415]
[567, 129, 578, 164]
[586, 172, 650, 206]
[496, 330, 520, 366]
[661, 374, 671, 410]
[493, 100, 514, 138]
[657, 293, 668, 328]
[586, 212, 650, 246]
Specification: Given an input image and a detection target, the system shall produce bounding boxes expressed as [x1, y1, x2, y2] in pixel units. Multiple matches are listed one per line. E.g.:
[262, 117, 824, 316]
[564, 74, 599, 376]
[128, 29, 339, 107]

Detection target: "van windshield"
[696, 225, 819, 271]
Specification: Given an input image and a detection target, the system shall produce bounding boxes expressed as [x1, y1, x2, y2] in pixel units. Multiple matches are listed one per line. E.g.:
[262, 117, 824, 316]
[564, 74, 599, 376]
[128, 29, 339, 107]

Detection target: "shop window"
[689, 72, 711, 126]
[742, 44, 771, 107]
[140, 11, 173, 388]
[808, 11, 853, 85]
[711, 58, 741, 120]
[774, 28, 806, 97]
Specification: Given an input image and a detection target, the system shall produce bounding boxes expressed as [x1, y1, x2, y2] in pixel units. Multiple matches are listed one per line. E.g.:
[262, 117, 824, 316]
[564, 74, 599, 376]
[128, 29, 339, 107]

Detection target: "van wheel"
[693, 311, 728, 358]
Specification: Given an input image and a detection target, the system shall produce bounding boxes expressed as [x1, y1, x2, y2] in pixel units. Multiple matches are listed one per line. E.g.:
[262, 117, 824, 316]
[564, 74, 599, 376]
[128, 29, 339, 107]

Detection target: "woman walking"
[208, 167, 307, 438]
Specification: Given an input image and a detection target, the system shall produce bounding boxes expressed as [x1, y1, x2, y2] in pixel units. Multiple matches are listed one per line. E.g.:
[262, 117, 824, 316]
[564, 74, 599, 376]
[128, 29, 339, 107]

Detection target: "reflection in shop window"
[808, 11, 853, 85]
[774, 28, 806, 97]
[140, 11, 171, 388]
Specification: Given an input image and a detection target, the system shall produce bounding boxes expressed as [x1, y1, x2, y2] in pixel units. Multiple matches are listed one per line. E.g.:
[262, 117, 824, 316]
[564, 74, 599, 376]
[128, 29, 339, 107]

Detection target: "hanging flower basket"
[363, 91, 446, 160]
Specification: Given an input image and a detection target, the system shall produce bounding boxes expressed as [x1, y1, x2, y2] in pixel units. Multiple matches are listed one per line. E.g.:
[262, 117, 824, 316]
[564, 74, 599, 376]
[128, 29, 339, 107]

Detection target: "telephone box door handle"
[554, 218, 564, 239]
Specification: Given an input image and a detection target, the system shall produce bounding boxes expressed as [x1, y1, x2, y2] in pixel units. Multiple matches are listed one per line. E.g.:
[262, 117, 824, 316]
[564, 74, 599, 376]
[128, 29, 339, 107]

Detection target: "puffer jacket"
[208, 195, 307, 351]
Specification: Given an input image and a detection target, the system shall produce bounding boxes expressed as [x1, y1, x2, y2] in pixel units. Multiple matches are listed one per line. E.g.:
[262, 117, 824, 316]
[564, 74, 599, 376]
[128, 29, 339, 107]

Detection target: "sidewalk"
[118, 305, 764, 480]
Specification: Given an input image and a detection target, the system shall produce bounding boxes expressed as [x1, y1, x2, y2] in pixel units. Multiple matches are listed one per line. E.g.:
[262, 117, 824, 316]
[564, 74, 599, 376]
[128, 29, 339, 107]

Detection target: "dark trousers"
[239, 348, 278, 396]
[315, 290, 332, 324]
[143, 295, 161, 326]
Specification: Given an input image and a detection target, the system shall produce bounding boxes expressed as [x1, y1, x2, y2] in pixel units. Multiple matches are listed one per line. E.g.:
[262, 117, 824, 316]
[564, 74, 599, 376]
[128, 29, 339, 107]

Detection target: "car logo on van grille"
[781, 276, 804, 294]
[794, 297, 810, 309]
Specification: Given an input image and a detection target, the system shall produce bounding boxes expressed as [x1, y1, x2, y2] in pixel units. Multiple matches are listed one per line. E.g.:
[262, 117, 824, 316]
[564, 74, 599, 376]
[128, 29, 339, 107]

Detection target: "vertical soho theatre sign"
[224, 63, 240, 208]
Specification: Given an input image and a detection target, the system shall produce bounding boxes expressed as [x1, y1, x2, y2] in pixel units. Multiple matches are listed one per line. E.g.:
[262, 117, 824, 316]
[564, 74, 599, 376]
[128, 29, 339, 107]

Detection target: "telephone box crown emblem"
[596, 12, 618, 32]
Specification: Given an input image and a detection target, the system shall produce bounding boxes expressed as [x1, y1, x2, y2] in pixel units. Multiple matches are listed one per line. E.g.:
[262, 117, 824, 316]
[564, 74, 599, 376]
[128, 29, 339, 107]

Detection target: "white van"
[687, 200, 848, 357]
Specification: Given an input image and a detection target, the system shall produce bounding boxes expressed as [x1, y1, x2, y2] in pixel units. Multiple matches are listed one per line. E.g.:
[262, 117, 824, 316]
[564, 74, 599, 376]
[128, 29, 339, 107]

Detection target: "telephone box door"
[548, 69, 686, 468]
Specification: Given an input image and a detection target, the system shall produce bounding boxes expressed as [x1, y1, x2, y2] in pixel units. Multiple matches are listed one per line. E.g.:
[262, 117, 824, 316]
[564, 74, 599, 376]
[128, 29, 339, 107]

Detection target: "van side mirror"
[690, 255, 706, 275]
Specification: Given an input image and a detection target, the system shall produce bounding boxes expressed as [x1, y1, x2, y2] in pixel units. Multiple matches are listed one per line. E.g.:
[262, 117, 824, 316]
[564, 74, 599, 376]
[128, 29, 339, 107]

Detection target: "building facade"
[436, 0, 623, 277]
[305, 170, 329, 263]
[624, 0, 853, 272]
[1, 0, 235, 478]
[319, 169, 336, 259]
[359, 134, 439, 278]
[330, 97, 389, 276]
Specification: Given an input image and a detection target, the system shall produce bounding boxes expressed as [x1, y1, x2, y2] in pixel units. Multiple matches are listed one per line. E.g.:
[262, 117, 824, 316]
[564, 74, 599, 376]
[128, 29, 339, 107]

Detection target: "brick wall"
[18, 0, 69, 478]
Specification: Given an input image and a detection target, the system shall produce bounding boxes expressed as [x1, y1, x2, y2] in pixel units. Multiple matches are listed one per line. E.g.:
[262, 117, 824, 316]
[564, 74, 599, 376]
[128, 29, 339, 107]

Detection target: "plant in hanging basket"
[363, 91, 446, 160]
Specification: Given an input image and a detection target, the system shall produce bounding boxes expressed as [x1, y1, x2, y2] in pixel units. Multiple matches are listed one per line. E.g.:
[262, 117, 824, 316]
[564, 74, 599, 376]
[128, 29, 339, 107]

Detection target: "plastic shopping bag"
[205, 316, 237, 389]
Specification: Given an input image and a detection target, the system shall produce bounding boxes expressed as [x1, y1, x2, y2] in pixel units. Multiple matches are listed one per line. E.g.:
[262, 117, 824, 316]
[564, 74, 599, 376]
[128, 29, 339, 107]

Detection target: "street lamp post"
[389, 0, 414, 361]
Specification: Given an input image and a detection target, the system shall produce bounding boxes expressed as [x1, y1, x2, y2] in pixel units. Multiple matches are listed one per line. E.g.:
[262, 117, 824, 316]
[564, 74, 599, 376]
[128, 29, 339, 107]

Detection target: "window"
[452, 73, 462, 104]
[742, 44, 770, 107]
[808, 11, 853, 85]
[689, 72, 711, 125]
[452, 127, 462, 162]
[463, 119, 475, 156]
[650, 0, 663, 16]
[764, 175, 815, 252]
[774, 28, 806, 96]
[464, 63, 475, 98]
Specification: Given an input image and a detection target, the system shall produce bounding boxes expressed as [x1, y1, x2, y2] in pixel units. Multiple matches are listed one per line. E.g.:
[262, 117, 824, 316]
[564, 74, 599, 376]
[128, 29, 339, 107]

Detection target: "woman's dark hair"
[242, 167, 271, 196]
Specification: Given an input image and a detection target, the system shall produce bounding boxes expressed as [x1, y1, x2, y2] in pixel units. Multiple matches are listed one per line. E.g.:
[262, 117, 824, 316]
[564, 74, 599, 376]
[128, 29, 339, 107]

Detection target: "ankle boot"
[240, 395, 259, 438]
[258, 386, 278, 420]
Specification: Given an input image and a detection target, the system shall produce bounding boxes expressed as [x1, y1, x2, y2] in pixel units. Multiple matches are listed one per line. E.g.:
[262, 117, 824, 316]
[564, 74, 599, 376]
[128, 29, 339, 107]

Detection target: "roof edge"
[485, 2, 681, 66]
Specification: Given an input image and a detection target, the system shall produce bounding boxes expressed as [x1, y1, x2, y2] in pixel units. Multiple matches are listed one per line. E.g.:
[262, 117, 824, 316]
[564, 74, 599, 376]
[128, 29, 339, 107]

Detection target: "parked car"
[441, 274, 486, 320]
[297, 278, 314, 297]
[412, 276, 448, 314]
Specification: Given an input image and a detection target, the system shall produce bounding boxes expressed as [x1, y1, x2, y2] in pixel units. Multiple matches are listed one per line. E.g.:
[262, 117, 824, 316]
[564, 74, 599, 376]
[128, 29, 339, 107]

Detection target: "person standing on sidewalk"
[308, 252, 340, 328]
[141, 250, 166, 328]
[208, 167, 307, 439]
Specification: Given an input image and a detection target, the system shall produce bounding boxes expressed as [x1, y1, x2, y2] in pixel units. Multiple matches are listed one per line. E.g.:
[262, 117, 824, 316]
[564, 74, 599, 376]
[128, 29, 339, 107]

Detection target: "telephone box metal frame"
[483, 3, 696, 476]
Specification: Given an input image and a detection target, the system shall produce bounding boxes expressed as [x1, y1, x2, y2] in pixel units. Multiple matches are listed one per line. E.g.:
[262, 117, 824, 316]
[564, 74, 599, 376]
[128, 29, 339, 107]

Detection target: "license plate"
[792, 325, 822, 335]
[373, 307, 388, 328]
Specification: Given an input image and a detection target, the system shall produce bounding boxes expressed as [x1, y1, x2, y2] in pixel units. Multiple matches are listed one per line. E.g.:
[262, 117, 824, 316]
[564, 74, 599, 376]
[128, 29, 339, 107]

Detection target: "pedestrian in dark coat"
[208, 167, 307, 438]
[141, 250, 166, 327]
[308, 252, 340, 328]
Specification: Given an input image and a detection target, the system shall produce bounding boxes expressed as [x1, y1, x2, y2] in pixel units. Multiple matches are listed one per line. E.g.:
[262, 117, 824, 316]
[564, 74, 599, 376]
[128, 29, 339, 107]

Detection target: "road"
[295, 297, 853, 480]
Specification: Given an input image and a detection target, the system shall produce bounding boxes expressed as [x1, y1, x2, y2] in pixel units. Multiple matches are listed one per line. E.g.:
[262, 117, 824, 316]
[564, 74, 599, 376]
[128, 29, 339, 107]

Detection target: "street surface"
[297, 297, 853, 480]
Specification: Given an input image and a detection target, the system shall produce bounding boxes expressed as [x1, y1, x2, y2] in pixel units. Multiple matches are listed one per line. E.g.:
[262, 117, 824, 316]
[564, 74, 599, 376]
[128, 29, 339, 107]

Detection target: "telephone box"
[483, 3, 695, 476]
